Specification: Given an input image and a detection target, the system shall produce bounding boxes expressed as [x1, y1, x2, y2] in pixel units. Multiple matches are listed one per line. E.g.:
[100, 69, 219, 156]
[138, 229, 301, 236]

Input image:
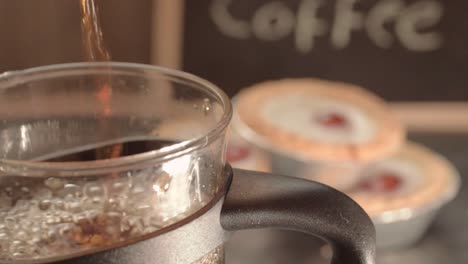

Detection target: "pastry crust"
[235, 78, 405, 162]
[349, 142, 460, 217]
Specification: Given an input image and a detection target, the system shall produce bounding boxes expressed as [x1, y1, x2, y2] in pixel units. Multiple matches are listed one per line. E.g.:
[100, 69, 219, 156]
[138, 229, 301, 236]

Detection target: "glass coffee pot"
[0, 63, 375, 264]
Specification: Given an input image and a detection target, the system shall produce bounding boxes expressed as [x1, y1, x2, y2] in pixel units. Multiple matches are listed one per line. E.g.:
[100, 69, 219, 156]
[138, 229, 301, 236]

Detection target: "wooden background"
[0, 0, 153, 72]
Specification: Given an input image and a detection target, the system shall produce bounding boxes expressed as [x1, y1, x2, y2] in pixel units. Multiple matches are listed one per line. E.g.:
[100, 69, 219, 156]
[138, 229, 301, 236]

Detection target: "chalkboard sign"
[183, 0, 468, 101]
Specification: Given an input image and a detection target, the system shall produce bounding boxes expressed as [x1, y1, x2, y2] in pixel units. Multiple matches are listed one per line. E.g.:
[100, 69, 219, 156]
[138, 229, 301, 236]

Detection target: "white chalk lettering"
[396, 0, 443, 52]
[251, 1, 295, 41]
[210, 0, 250, 39]
[331, 0, 364, 49]
[295, 0, 328, 53]
[366, 0, 404, 48]
[208, 0, 444, 52]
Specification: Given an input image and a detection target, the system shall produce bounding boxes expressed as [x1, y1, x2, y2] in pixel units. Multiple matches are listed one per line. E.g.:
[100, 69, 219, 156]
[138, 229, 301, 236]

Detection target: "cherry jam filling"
[315, 112, 349, 129]
[359, 172, 403, 192]
[227, 145, 250, 163]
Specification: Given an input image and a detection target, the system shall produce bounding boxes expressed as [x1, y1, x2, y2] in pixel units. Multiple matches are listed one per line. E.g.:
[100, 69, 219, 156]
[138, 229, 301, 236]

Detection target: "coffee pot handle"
[221, 168, 376, 264]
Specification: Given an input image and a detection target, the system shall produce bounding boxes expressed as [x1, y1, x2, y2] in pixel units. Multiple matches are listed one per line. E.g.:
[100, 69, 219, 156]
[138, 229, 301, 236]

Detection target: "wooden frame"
[151, 0, 184, 69]
[391, 102, 468, 133]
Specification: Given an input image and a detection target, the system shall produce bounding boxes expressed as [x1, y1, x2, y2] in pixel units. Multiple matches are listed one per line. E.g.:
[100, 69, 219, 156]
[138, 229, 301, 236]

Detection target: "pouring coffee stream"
[80, 0, 123, 160]
[80, 0, 111, 62]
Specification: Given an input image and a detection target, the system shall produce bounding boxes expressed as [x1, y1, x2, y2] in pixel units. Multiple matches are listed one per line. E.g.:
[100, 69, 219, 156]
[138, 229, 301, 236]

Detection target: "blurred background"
[1, 0, 467, 100]
[1, 0, 467, 132]
[0, 0, 153, 69]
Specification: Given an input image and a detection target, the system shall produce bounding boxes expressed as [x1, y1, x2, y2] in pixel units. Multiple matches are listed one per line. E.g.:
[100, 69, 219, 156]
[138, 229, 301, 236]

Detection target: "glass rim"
[0, 62, 233, 175]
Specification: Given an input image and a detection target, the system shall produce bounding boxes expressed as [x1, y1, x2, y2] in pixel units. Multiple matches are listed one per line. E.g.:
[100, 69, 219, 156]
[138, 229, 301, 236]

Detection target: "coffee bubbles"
[0, 153, 207, 261]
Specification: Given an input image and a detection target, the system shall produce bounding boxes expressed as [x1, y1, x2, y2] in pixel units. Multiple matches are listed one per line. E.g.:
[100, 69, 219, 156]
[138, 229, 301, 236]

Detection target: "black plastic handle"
[221, 169, 376, 264]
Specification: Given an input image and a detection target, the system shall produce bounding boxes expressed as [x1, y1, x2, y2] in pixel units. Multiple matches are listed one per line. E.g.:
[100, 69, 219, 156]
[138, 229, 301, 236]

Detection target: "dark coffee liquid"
[46, 139, 174, 162]
[0, 137, 207, 261]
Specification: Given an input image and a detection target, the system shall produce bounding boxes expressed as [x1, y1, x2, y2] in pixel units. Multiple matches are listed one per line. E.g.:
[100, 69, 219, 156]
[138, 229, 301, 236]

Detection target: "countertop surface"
[225, 133, 468, 264]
